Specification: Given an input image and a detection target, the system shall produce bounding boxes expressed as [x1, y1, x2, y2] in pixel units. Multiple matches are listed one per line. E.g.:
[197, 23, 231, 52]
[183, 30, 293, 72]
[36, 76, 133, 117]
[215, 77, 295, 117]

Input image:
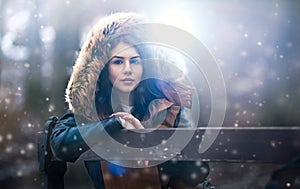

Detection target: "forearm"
[50, 111, 122, 162]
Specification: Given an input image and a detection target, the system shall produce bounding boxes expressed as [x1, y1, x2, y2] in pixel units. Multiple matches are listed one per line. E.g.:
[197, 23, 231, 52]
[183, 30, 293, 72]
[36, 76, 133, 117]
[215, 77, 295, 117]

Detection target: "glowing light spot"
[240, 50, 248, 57]
[257, 41, 262, 46]
[20, 149, 26, 155]
[48, 103, 55, 112]
[62, 147, 68, 152]
[231, 149, 238, 155]
[6, 133, 13, 140]
[195, 161, 202, 166]
[27, 143, 34, 150]
[4, 98, 11, 104]
[190, 172, 197, 179]
[156, 6, 195, 34]
[73, 135, 77, 140]
[39, 26, 56, 43]
[161, 174, 168, 181]
[17, 170, 23, 177]
[24, 63, 30, 68]
[270, 141, 277, 148]
[5, 146, 12, 153]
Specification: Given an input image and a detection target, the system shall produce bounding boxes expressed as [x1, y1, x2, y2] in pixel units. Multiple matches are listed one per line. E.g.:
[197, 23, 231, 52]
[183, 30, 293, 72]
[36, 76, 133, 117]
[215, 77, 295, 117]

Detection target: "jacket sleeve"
[151, 105, 192, 129]
[50, 110, 123, 162]
[175, 106, 193, 128]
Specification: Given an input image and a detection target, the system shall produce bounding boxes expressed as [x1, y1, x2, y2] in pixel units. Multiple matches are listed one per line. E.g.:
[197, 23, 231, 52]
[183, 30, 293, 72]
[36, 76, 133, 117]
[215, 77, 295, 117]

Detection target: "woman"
[50, 12, 211, 189]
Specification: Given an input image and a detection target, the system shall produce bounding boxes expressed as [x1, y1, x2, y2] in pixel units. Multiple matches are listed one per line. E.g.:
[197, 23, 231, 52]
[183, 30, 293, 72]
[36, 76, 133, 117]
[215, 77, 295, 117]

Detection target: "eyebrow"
[111, 55, 140, 59]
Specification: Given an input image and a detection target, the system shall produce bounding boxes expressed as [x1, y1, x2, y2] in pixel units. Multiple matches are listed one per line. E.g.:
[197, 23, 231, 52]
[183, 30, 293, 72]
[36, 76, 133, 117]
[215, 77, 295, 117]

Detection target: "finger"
[124, 122, 136, 130]
[122, 115, 134, 121]
[122, 116, 144, 129]
[111, 112, 129, 117]
[118, 117, 134, 129]
[137, 160, 149, 167]
[137, 123, 145, 129]
[144, 160, 149, 167]
[118, 117, 126, 128]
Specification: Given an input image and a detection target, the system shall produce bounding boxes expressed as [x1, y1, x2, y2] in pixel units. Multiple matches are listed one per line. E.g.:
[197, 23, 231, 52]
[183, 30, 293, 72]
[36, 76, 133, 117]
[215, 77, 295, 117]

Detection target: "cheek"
[108, 65, 119, 84]
[135, 65, 143, 79]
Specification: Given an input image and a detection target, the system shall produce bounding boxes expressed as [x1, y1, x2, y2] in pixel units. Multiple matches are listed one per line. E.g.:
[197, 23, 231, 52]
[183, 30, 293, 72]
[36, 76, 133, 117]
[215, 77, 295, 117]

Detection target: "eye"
[112, 59, 123, 65]
[130, 58, 141, 64]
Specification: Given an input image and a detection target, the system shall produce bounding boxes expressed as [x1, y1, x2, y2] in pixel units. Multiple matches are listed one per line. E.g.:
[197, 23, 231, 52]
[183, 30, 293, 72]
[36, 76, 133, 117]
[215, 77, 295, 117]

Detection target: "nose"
[123, 60, 132, 74]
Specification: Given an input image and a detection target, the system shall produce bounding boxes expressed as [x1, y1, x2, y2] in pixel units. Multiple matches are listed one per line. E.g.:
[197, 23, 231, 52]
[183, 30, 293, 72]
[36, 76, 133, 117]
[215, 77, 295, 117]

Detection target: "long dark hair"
[95, 63, 113, 119]
[130, 78, 180, 121]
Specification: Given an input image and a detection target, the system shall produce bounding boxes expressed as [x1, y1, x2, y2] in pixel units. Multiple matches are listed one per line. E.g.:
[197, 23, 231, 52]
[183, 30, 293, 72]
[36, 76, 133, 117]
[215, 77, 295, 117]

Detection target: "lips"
[120, 78, 134, 84]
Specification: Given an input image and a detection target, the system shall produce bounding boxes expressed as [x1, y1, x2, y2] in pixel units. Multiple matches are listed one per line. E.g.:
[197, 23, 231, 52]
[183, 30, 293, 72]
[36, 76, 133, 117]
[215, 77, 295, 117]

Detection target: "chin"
[119, 87, 135, 93]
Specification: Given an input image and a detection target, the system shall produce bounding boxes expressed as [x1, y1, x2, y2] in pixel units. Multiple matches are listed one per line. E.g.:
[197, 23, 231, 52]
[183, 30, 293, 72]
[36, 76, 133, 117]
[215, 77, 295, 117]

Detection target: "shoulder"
[56, 110, 89, 127]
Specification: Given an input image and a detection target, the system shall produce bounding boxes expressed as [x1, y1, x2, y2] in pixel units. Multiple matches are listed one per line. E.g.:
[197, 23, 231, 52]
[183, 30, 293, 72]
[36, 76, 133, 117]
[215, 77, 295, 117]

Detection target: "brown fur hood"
[66, 12, 193, 121]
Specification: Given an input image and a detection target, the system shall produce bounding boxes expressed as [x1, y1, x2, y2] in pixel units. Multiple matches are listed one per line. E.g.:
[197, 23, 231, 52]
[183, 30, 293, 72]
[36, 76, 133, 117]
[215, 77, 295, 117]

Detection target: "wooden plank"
[78, 127, 300, 164]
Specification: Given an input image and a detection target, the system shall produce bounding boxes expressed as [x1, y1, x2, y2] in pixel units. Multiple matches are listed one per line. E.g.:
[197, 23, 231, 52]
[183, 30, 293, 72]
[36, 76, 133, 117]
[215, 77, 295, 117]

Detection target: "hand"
[110, 112, 144, 129]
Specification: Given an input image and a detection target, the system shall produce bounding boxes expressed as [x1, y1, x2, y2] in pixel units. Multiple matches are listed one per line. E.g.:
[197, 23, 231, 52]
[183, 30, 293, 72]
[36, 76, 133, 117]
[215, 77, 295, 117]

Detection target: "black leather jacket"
[50, 109, 210, 189]
[50, 110, 123, 162]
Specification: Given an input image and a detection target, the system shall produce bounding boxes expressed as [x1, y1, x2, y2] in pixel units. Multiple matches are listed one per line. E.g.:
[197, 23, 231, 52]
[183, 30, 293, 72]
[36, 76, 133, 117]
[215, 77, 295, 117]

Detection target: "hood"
[66, 12, 144, 121]
[66, 12, 193, 121]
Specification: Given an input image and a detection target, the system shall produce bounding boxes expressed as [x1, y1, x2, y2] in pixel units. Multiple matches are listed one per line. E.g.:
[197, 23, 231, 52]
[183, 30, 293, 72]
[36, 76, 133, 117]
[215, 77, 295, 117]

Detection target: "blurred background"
[0, 0, 299, 188]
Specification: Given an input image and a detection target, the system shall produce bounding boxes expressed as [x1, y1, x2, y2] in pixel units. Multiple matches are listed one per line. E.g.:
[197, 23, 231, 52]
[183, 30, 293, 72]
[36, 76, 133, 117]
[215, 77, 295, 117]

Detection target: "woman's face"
[108, 42, 143, 93]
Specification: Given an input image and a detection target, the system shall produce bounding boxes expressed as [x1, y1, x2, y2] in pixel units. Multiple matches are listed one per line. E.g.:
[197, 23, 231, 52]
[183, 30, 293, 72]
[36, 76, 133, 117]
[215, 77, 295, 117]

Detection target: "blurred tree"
[49, 0, 81, 116]
[0, 0, 4, 84]
[23, 1, 45, 117]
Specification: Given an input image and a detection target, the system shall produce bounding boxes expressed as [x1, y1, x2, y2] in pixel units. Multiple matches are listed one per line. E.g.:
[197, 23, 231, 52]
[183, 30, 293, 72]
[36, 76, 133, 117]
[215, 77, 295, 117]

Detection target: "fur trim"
[66, 12, 193, 121]
[66, 12, 143, 121]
